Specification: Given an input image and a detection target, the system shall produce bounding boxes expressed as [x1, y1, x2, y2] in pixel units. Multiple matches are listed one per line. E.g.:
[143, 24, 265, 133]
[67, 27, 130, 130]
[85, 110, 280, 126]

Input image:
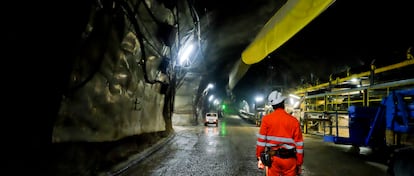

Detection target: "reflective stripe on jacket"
[256, 108, 304, 165]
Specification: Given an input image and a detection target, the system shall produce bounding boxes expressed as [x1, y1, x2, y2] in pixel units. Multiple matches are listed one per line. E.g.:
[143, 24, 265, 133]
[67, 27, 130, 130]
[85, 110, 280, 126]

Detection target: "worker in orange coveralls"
[256, 90, 304, 176]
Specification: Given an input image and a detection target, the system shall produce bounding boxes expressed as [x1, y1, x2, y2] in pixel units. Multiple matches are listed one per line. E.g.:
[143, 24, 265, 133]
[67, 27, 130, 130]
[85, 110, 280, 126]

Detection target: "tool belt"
[260, 147, 296, 167]
[269, 148, 296, 159]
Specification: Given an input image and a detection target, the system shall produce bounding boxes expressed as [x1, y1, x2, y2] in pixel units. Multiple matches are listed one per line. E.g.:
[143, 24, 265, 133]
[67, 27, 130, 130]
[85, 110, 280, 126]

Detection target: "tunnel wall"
[173, 78, 199, 126]
[52, 0, 177, 142]
[52, 31, 168, 142]
[172, 73, 204, 126]
[173, 95, 195, 125]
[52, 79, 166, 142]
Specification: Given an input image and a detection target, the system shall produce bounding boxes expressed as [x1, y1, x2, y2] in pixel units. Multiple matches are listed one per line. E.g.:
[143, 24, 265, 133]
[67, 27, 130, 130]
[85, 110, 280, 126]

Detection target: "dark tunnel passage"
[3, 0, 413, 176]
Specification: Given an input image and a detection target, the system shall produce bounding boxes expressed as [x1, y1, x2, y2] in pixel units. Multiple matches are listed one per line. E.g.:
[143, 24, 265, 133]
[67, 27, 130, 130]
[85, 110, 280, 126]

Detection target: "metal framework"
[294, 59, 414, 135]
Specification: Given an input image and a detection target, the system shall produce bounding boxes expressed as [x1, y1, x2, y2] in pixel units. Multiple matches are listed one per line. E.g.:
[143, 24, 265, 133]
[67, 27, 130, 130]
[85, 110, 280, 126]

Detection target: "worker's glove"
[296, 165, 302, 175]
[257, 157, 265, 170]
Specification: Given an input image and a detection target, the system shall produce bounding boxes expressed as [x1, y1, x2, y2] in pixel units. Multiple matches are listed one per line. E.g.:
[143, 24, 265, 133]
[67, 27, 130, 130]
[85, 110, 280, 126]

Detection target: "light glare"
[179, 44, 194, 65]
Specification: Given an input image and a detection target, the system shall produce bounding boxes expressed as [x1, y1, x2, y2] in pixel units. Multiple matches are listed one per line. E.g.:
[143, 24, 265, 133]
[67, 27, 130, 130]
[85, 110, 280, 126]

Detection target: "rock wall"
[52, 0, 176, 142]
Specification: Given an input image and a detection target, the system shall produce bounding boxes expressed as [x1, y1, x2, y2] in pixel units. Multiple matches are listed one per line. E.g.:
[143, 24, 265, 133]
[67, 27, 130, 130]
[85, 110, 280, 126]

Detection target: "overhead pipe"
[294, 59, 414, 94]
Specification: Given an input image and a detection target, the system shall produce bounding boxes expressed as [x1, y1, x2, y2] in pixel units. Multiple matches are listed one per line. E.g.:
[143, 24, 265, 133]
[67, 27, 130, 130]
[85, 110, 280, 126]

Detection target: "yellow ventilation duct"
[229, 0, 335, 90]
[242, 0, 335, 64]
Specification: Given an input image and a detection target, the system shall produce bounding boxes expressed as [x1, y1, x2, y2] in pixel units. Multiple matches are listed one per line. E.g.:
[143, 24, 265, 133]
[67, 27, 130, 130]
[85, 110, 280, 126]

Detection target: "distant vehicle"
[205, 113, 218, 127]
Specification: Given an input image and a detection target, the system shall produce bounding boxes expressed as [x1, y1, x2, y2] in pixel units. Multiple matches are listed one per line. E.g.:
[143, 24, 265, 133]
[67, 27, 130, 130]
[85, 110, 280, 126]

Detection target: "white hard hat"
[268, 90, 286, 105]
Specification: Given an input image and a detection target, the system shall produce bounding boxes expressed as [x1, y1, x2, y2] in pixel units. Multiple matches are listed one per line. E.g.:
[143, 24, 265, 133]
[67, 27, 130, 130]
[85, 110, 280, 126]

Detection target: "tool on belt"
[260, 147, 272, 166]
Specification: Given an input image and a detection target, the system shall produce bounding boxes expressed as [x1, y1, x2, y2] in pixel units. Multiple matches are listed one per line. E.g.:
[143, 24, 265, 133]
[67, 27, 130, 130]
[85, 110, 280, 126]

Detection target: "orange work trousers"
[266, 156, 297, 176]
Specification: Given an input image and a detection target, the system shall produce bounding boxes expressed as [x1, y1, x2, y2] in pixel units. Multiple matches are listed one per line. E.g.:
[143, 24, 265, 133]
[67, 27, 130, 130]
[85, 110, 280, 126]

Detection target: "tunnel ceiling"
[176, 0, 287, 98]
[183, 0, 413, 100]
[7, 0, 412, 104]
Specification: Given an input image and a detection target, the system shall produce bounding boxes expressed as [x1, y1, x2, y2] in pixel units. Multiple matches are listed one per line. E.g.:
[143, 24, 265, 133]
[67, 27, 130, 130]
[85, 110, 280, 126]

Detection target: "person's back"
[262, 109, 300, 139]
[256, 90, 304, 176]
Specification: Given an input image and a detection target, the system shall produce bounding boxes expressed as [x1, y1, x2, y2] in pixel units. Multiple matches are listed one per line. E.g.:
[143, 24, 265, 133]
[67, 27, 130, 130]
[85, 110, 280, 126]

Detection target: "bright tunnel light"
[209, 95, 214, 102]
[179, 44, 194, 65]
[255, 96, 264, 102]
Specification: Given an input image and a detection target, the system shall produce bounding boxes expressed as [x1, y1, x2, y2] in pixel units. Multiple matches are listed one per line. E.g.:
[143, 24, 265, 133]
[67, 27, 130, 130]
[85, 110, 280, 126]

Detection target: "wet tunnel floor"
[43, 114, 391, 176]
[115, 115, 388, 176]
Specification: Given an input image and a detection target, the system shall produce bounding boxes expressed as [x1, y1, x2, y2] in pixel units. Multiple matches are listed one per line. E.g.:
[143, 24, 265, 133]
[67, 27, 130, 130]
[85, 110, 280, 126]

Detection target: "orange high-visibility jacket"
[256, 108, 304, 165]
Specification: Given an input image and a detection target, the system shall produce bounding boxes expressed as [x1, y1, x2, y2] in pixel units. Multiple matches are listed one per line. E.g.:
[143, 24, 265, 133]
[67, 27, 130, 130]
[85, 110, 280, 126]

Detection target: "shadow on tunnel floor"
[48, 131, 171, 176]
